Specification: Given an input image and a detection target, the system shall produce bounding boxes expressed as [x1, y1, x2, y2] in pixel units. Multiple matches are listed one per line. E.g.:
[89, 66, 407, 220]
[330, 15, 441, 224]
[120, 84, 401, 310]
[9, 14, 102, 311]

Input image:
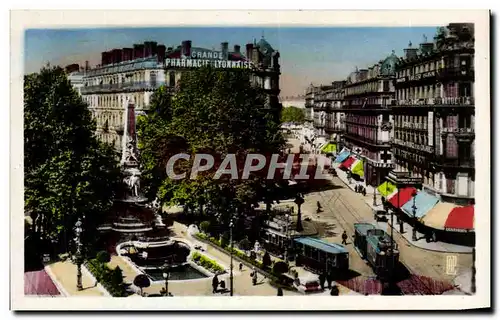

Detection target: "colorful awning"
[339, 156, 356, 170]
[351, 159, 364, 178]
[388, 187, 417, 209]
[401, 190, 440, 219]
[445, 205, 474, 231]
[334, 150, 350, 163]
[421, 202, 459, 230]
[321, 143, 337, 154]
[377, 181, 397, 197]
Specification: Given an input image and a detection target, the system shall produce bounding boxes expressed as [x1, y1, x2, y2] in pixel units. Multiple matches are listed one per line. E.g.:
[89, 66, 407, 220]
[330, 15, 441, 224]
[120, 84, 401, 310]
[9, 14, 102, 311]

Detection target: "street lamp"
[347, 171, 352, 184]
[74, 218, 83, 291]
[162, 266, 170, 296]
[294, 194, 305, 232]
[411, 190, 418, 241]
[372, 173, 377, 206]
[229, 218, 234, 297]
[284, 212, 290, 262]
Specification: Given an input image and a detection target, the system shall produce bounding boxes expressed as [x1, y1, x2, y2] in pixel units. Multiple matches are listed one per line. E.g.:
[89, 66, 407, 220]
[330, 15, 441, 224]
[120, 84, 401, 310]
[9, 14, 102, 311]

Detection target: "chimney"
[144, 42, 153, 57]
[234, 44, 241, 54]
[157, 44, 166, 63]
[221, 42, 229, 58]
[246, 43, 253, 60]
[404, 41, 418, 60]
[112, 49, 122, 64]
[101, 52, 108, 66]
[133, 44, 145, 59]
[122, 48, 133, 62]
[420, 42, 434, 55]
[167, 47, 173, 52]
[151, 41, 158, 57]
[252, 47, 259, 64]
[181, 40, 192, 58]
[85, 60, 89, 71]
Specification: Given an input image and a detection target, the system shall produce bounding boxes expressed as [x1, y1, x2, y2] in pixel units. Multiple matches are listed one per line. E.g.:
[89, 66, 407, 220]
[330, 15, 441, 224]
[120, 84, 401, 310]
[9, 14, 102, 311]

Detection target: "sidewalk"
[333, 165, 473, 254]
[47, 260, 107, 297]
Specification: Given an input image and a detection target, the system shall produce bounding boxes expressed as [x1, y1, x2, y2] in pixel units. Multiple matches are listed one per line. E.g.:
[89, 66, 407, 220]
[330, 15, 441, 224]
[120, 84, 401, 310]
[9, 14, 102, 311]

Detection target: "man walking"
[342, 231, 348, 245]
[212, 274, 219, 294]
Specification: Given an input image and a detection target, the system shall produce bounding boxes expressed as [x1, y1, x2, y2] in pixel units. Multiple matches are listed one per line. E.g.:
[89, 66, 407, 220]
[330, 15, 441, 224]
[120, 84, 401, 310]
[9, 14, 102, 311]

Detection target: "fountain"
[98, 97, 196, 277]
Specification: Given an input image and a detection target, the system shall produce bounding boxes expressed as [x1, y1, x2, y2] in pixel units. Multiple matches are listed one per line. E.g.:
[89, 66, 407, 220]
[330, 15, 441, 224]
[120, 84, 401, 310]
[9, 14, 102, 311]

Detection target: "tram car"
[293, 237, 349, 276]
[353, 223, 399, 279]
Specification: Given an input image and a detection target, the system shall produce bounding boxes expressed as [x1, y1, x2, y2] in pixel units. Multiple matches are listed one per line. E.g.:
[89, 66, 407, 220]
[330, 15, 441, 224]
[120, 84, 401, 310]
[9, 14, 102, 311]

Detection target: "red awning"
[445, 205, 474, 231]
[388, 187, 417, 209]
[339, 156, 356, 170]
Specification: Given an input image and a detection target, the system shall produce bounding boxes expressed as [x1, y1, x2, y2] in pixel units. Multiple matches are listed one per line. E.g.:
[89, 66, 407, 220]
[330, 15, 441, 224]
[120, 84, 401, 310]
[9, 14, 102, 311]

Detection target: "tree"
[280, 106, 305, 124]
[24, 65, 121, 253]
[96, 251, 111, 264]
[111, 266, 124, 287]
[272, 261, 289, 275]
[133, 274, 151, 297]
[262, 251, 272, 269]
[137, 66, 285, 226]
[238, 237, 252, 253]
[199, 221, 211, 234]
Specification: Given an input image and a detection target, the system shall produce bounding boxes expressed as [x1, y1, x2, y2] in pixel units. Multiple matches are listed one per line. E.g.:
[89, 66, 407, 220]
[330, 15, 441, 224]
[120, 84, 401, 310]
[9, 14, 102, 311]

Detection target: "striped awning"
[401, 190, 440, 219]
[421, 202, 459, 230]
[339, 156, 356, 170]
[445, 205, 474, 231]
[321, 143, 337, 154]
[334, 150, 350, 163]
[377, 181, 397, 197]
[350, 159, 364, 178]
[388, 187, 417, 209]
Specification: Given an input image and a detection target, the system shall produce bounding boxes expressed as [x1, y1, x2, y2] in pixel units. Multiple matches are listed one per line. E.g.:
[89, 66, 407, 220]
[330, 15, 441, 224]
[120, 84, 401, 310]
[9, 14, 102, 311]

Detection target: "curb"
[334, 169, 473, 254]
[44, 265, 70, 297]
[81, 263, 112, 297]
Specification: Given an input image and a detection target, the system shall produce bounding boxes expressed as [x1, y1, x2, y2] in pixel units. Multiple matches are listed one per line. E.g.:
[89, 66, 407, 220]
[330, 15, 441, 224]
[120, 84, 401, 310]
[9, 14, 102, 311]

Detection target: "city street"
[287, 139, 473, 283]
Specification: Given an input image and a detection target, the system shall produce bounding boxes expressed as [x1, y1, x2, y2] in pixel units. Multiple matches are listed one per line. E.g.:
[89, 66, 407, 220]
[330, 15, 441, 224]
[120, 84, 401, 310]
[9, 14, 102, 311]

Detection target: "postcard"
[11, 9, 491, 311]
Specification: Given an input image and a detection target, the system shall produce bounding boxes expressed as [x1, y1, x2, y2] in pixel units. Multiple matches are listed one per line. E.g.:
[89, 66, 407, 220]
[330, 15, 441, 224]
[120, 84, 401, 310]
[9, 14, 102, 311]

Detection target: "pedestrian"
[326, 273, 333, 289]
[330, 285, 340, 296]
[319, 273, 326, 290]
[239, 262, 243, 271]
[277, 287, 283, 296]
[354, 185, 358, 193]
[362, 188, 366, 197]
[342, 230, 348, 245]
[317, 201, 322, 213]
[252, 272, 258, 286]
[212, 274, 219, 294]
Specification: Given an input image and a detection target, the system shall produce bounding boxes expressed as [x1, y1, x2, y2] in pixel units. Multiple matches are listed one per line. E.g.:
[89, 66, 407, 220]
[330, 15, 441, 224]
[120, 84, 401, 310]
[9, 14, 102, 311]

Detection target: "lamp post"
[163, 266, 170, 296]
[229, 218, 234, 297]
[411, 190, 418, 241]
[372, 173, 377, 206]
[74, 218, 83, 291]
[294, 194, 305, 232]
[284, 212, 290, 262]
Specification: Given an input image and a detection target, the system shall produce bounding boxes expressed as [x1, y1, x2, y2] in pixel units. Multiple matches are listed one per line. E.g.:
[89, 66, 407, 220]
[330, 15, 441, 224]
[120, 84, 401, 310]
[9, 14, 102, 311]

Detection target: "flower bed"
[194, 233, 294, 290]
[191, 252, 225, 274]
[85, 259, 127, 297]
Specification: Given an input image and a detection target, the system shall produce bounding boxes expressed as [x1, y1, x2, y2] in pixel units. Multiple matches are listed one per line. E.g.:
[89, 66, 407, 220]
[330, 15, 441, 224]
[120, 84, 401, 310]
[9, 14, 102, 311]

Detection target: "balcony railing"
[396, 96, 474, 106]
[81, 81, 166, 94]
[392, 138, 435, 153]
[396, 70, 438, 83]
[437, 67, 475, 79]
[397, 121, 428, 131]
[432, 156, 475, 169]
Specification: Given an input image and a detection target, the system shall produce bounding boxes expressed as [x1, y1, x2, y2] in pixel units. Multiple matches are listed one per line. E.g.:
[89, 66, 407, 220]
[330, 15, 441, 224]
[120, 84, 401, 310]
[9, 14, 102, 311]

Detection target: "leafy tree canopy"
[137, 66, 285, 223]
[280, 106, 305, 124]
[24, 65, 121, 251]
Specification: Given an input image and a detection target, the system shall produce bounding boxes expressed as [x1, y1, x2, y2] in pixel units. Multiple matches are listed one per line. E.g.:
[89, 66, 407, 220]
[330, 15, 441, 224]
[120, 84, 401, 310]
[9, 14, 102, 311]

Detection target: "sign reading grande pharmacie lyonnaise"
[165, 48, 254, 69]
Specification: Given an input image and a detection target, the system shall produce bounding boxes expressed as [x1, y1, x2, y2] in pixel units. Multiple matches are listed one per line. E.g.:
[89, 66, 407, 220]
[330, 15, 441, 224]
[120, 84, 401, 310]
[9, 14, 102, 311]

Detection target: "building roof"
[294, 237, 348, 254]
[85, 57, 162, 77]
[380, 51, 399, 76]
[256, 37, 275, 55]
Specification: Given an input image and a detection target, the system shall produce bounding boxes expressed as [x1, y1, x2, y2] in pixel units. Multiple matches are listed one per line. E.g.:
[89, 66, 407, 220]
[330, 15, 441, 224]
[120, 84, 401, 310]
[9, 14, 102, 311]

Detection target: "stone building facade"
[342, 52, 398, 187]
[393, 23, 475, 204]
[78, 38, 281, 153]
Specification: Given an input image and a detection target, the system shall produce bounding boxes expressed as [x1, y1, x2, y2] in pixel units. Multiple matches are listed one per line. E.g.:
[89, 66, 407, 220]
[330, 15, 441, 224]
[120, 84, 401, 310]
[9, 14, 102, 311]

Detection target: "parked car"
[373, 209, 388, 222]
[293, 274, 323, 294]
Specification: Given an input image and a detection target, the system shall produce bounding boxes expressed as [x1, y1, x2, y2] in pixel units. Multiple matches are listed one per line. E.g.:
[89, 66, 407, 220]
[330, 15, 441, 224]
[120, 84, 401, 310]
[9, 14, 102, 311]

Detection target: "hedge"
[191, 251, 224, 273]
[194, 233, 294, 290]
[85, 258, 127, 297]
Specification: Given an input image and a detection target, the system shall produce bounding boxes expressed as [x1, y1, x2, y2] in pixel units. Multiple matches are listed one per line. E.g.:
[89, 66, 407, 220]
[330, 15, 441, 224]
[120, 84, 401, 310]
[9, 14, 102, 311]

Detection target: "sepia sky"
[25, 26, 438, 97]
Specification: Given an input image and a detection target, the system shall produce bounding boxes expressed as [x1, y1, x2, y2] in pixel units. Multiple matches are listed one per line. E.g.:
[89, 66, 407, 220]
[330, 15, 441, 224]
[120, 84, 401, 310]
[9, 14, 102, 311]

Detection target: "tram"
[293, 237, 349, 276]
[353, 223, 399, 279]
